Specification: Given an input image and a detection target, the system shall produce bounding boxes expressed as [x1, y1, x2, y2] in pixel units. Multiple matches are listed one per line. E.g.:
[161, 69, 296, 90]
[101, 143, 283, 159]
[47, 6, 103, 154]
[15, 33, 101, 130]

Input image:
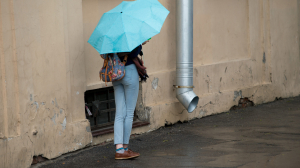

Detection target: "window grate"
[84, 87, 138, 131]
[85, 87, 116, 130]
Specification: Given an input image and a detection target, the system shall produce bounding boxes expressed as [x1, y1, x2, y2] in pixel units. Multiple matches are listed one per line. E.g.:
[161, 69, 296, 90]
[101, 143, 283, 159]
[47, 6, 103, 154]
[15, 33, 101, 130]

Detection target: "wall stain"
[152, 78, 159, 90]
[51, 114, 56, 125]
[61, 118, 67, 131]
[86, 126, 91, 132]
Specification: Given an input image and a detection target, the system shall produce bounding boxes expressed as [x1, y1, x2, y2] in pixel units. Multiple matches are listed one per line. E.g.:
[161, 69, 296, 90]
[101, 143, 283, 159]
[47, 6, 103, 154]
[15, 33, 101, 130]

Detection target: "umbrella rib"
[99, 13, 120, 54]
[121, 14, 130, 52]
[101, 14, 126, 54]
[122, 13, 161, 33]
[100, 34, 106, 54]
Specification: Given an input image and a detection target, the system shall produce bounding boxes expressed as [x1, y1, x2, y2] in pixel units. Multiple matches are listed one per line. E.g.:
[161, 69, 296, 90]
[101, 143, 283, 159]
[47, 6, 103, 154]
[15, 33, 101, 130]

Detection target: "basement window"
[85, 87, 116, 129]
[85, 87, 149, 137]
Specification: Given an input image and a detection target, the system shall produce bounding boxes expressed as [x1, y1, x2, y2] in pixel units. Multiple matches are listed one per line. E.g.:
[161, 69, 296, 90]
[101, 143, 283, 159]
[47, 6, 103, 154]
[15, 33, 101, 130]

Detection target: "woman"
[113, 40, 149, 160]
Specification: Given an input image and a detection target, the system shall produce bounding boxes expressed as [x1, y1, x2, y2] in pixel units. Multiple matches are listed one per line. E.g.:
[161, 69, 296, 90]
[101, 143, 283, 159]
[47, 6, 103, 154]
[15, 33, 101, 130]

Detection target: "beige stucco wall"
[1, 0, 300, 167]
[0, 0, 92, 167]
[83, 0, 300, 144]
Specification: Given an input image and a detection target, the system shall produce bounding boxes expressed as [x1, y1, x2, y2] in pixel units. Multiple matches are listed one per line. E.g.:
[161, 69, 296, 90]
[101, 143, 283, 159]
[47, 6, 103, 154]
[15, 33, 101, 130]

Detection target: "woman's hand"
[132, 57, 147, 76]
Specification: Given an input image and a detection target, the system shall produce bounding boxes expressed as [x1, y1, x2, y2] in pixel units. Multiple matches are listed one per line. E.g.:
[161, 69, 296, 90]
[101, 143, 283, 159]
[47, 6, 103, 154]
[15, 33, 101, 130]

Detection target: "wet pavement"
[34, 96, 300, 168]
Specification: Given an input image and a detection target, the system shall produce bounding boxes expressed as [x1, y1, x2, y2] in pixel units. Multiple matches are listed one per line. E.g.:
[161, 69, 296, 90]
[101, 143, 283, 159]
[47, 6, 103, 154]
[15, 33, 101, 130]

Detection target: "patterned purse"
[99, 53, 128, 84]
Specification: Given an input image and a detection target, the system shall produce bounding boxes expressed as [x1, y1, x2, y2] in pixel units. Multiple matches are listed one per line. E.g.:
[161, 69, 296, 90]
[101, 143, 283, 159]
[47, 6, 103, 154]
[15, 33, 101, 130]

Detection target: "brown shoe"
[127, 149, 140, 157]
[115, 151, 139, 160]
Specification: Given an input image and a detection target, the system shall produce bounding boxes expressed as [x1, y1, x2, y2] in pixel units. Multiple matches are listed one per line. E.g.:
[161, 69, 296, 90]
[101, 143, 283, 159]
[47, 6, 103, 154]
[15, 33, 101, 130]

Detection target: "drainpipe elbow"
[176, 89, 199, 113]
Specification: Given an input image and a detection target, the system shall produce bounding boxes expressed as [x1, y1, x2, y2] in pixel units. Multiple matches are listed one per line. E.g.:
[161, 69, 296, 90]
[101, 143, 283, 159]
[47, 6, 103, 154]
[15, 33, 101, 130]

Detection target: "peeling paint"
[86, 126, 91, 132]
[55, 98, 58, 108]
[51, 114, 56, 125]
[61, 118, 67, 130]
[205, 79, 210, 92]
[33, 102, 39, 111]
[32, 130, 38, 135]
[234, 90, 242, 101]
[194, 68, 199, 77]
[136, 106, 151, 121]
[106, 138, 113, 142]
[60, 109, 63, 114]
[147, 129, 154, 133]
[165, 120, 172, 125]
[30, 94, 33, 101]
[4, 138, 13, 142]
[199, 109, 206, 116]
[285, 74, 288, 81]
[152, 78, 159, 90]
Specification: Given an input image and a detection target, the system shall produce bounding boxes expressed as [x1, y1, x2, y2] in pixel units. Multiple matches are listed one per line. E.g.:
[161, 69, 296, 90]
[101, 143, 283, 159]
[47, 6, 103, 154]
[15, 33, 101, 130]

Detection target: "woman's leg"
[122, 65, 139, 145]
[113, 82, 126, 147]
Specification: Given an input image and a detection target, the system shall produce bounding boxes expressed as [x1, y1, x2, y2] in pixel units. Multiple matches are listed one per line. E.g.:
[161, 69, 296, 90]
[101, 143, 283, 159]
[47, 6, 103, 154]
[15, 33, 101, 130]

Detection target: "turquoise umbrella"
[88, 0, 170, 54]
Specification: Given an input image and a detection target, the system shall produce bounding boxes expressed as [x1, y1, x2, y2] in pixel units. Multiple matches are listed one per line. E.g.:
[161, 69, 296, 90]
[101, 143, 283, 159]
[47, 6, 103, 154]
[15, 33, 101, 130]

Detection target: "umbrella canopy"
[88, 0, 170, 54]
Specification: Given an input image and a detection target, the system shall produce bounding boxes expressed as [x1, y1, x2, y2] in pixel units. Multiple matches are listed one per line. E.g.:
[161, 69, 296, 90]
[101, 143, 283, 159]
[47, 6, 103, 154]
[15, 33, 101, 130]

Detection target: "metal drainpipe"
[175, 0, 199, 113]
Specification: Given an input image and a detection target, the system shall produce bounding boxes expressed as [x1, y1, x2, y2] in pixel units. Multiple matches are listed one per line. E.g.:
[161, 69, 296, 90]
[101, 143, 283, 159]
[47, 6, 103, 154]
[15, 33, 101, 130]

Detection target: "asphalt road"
[34, 96, 300, 168]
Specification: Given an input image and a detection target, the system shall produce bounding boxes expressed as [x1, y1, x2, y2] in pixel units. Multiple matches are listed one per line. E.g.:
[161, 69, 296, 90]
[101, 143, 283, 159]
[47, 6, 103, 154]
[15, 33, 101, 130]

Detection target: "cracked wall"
[0, 0, 92, 168]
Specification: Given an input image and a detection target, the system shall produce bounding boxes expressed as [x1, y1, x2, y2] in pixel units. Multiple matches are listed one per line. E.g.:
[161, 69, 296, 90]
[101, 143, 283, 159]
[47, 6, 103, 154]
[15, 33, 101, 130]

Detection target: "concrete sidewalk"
[34, 96, 300, 168]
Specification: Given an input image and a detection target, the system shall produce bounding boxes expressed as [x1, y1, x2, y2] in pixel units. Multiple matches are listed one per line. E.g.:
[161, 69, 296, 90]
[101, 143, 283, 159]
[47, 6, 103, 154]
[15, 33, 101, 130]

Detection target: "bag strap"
[104, 57, 109, 84]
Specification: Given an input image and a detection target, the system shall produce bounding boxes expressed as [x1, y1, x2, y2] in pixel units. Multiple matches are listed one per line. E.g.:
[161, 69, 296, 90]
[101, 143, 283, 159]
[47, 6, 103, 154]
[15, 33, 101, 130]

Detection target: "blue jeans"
[113, 64, 139, 145]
